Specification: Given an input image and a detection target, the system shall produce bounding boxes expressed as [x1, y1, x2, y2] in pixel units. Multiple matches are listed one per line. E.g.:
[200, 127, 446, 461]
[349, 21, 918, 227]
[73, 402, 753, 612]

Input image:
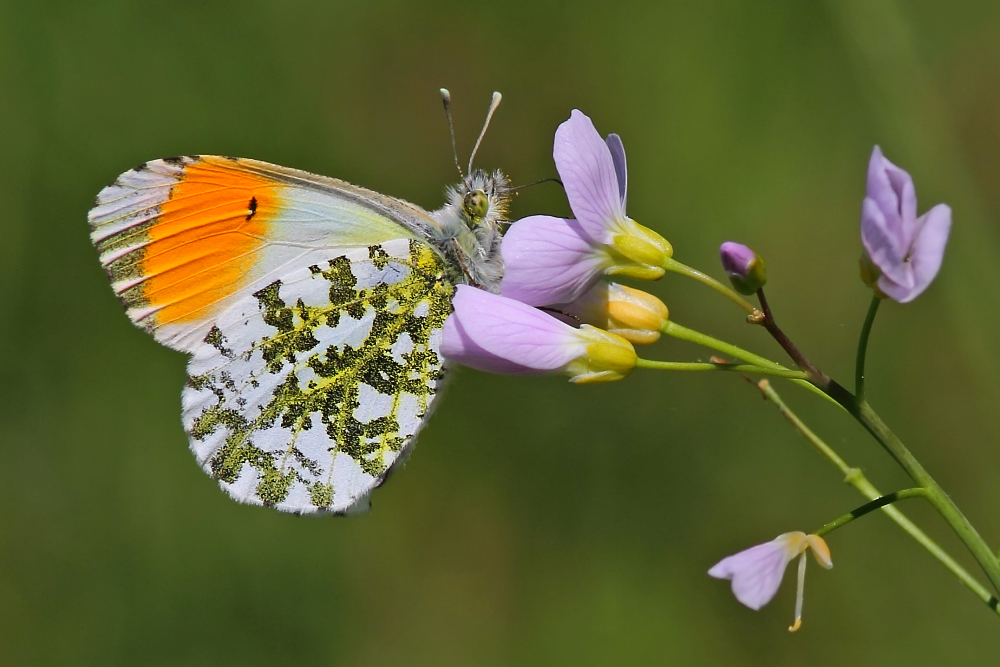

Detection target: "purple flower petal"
[442, 285, 586, 375]
[909, 204, 952, 294]
[606, 133, 627, 208]
[866, 146, 918, 237]
[719, 242, 756, 277]
[554, 110, 625, 241]
[862, 147, 919, 287]
[500, 215, 610, 307]
[861, 196, 908, 285]
[877, 204, 952, 303]
[708, 533, 804, 611]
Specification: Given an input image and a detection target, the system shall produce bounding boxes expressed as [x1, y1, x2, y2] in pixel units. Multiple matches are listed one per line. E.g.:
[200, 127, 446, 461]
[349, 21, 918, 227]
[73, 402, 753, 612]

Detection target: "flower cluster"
[441, 110, 671, 382]
[441, 110, 954, 388]
[438, 106, 960, 630]
[429, 92, 980, 639]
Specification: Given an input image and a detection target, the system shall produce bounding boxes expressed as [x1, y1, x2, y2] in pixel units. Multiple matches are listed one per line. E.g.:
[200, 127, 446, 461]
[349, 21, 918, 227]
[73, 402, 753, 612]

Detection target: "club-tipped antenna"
[467, 91, 502, 175]
[508, 177, 564, 192]
[440, 88, 463, 179]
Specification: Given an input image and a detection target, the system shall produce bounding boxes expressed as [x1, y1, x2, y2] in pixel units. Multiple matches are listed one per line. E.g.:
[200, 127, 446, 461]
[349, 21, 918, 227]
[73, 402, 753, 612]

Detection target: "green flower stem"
[813, 488, 928, 537]
[662, 321, 782, 368]
[634, 359, 809, 380]
[661, 321, 835, 405]
[851, 400, 1000, 594]
[755, 288, 827, 382]
[756, 379, 1000, 616]
[751, 287, 1000, 597]
[836, 293, 1000, 594]
[855, 296, 881, 400]
[662, 257, 760, 316]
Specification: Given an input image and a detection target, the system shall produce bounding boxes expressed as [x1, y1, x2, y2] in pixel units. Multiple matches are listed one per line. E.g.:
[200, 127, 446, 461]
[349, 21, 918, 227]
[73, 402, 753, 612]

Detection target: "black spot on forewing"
[246, 196, 258, 221]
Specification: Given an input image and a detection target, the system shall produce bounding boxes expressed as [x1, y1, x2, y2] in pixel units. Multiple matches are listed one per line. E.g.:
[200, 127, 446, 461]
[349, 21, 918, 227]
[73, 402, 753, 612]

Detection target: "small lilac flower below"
[709, 531, 832, 632]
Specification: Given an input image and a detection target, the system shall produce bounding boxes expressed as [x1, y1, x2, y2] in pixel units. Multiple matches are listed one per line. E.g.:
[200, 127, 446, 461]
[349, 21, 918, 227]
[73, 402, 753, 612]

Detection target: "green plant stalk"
[813, 488, 928, 537]
[752, 285, 1000, 596]
[662, 257, 759, 315]
[661, 321, 835, 405]
[832, 293, 1000, 594]
[661, 253, 1000, 600]
[757, 379, 1000, 615]
[663, 321, 785, 369]
[849, 399, 1000, 594]
[855, 296, 881, 400]
[634, 359, 810, 380]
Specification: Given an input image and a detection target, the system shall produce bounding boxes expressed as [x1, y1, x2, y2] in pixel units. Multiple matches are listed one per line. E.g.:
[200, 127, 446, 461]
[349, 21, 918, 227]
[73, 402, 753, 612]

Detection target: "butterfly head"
[463, 189, 488, 222]
[430, 90, 510, 291]
[457, 168, 510, 229]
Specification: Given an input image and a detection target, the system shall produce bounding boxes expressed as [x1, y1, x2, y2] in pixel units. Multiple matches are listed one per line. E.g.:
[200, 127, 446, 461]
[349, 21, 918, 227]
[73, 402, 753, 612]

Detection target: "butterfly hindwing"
[181, 238, 454, 514]
[88, 156, 437, 353]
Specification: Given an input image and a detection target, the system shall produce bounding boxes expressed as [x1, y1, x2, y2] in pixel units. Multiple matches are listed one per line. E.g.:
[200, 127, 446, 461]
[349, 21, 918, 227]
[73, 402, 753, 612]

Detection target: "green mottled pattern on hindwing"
[182, 239, 454, 512]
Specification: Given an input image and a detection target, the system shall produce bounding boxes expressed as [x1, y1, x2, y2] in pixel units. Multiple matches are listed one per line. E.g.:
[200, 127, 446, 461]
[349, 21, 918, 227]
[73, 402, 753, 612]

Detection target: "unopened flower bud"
[608, 221, 672, 280]
[719, 241, 767, 295]
[561, 282, 668, 344]
[566, 326, 637, 384]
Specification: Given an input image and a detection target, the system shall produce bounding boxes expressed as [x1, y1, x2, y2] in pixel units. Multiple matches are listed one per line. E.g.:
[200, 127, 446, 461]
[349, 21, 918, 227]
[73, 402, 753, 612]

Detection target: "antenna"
[467, 91, 502, 174]
[439, 88, 463, 178]
[508, 177, 563, 193]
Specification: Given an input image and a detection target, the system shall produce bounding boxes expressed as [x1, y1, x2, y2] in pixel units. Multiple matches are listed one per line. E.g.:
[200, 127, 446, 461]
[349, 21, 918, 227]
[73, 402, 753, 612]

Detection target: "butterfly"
[88, 91, 510, 514]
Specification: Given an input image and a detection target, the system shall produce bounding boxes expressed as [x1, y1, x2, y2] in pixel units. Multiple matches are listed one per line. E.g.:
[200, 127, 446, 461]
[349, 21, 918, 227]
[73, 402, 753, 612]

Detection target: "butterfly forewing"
[88, 156, 434, 353]
[181, 238, 454, 514]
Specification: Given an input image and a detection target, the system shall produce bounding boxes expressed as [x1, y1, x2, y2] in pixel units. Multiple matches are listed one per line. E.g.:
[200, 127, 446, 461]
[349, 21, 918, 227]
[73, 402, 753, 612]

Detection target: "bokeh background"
[3, 0, 1000, 664]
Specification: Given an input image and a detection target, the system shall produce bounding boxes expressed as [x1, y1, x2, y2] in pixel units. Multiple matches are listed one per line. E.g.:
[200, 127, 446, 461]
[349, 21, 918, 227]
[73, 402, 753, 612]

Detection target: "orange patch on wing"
[143, 157, 281, 325]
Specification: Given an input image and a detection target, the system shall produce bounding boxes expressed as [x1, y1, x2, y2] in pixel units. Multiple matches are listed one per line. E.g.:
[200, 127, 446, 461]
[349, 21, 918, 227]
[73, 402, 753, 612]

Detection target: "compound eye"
[462, 189, 489, 222]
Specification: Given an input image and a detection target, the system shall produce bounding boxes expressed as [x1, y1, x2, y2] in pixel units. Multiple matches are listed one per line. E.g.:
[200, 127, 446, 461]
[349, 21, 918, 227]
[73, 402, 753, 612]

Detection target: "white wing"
[181, 238, 454, 513]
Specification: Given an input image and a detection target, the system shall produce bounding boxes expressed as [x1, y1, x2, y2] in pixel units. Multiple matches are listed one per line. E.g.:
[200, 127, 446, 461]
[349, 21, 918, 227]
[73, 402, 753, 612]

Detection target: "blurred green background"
[3, 0, 1000, 664]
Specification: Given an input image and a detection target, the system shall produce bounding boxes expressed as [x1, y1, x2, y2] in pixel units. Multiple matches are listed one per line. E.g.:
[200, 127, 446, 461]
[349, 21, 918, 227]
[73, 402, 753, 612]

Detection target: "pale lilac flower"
[709, 531, 832, 631]
[719, 241, 767, 295]
[860, 146, 952, 303]
[498, 215, 612, 307]
[441, 285, 637, 383]
[557, 281, 669, 345]
[501, 110, 672, 307]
